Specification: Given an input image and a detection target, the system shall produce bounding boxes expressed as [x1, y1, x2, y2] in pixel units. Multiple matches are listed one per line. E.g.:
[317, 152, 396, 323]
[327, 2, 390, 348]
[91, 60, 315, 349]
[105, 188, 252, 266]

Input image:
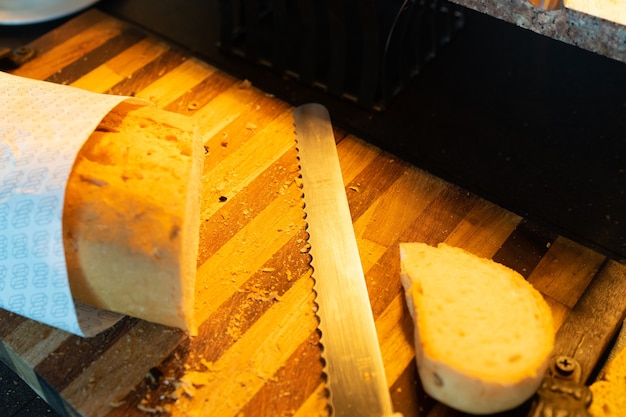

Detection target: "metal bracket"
[0, 46, 36, 70]
[528, 355, 592, 417]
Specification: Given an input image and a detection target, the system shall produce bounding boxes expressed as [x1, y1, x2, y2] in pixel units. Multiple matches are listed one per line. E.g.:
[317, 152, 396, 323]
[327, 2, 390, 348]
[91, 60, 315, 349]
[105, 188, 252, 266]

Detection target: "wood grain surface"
[2, 9, 626, 417]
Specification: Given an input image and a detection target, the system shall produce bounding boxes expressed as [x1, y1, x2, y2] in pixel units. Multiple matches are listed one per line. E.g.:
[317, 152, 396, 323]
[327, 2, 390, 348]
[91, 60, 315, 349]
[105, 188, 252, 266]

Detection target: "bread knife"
[294, 103, 402, 417]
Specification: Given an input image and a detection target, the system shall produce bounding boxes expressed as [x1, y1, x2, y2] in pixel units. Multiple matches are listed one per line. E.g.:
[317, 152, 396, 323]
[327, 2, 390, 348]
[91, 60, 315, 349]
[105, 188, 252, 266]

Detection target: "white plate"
[0, 0, 100, 25]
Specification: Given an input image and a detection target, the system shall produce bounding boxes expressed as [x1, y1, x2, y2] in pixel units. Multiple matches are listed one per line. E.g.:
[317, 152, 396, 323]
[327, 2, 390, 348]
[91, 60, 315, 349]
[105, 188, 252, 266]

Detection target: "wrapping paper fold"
[0, 72, 144, 336]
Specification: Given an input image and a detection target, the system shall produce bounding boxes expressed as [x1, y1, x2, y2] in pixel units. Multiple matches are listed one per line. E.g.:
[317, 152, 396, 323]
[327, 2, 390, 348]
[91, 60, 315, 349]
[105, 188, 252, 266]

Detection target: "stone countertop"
[449, 0, 626, 64]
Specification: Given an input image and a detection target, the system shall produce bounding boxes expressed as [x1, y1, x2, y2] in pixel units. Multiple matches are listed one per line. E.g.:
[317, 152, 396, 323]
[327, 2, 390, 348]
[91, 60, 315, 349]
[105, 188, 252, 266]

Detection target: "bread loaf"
[589, 344, 626, 416]
[63, 102, 203, 334]
[399, 242, 555, 414]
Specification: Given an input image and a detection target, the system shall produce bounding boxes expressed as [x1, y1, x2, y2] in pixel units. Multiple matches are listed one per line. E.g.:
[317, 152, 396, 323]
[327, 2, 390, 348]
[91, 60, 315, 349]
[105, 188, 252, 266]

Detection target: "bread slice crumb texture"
[400, 243, 554, 383]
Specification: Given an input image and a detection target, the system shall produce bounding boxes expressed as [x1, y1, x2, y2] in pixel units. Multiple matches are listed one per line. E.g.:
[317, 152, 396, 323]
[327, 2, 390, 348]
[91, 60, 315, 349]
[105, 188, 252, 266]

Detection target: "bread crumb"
[199, 358, 217, 371]
[239, 79, 252, 89]
[169, 378, 196, 399]
[247, 288, 281, 303]
[227, 310, 243, 339]
[137, 402, 167, 414]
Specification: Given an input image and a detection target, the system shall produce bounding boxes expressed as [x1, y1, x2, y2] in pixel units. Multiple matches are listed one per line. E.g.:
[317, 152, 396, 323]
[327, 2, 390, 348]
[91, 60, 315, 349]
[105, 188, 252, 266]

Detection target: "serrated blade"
[294, 103, 399, 417]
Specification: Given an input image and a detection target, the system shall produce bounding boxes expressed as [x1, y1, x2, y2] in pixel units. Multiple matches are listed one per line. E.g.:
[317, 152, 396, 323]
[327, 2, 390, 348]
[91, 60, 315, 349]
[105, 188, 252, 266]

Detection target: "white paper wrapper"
[0, 72, 144, 337]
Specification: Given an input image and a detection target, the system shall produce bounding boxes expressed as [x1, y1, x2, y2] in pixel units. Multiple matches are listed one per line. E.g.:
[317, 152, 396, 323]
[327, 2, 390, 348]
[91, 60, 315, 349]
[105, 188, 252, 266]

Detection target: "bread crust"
[414, 335, 548, 414]
[63, 102, 203, 334]
[400, 242, 554, 414]
[589, 342, 626, 416]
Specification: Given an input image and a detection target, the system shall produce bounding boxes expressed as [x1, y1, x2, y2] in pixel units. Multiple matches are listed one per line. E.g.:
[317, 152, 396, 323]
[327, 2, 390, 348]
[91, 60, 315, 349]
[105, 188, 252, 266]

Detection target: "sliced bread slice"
[399, 242, 554, 414]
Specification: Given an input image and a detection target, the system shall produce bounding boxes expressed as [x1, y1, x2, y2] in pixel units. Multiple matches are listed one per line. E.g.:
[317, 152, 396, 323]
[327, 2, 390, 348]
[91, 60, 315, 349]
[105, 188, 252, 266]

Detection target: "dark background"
[1, 1, 625, 415]
[95, 0, 626, 262]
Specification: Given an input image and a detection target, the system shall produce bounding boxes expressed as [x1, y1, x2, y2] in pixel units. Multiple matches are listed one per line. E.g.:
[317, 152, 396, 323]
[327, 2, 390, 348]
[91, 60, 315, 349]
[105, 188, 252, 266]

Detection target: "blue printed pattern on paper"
[0, 72, 129, 336]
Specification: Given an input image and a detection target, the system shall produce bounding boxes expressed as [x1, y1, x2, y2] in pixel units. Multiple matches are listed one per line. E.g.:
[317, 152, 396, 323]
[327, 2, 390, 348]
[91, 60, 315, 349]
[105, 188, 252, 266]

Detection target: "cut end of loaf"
[399, 242, 555, 414]
[64, 101, 204, 335]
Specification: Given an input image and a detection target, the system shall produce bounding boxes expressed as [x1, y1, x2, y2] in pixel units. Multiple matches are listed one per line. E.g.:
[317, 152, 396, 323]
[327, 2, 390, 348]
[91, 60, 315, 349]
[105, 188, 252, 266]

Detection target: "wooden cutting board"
[2, 9, 626, 417]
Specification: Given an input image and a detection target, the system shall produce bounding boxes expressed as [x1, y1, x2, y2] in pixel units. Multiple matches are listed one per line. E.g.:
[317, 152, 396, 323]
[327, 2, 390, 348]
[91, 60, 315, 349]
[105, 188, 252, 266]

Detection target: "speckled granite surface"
[450, 0, 626, 64]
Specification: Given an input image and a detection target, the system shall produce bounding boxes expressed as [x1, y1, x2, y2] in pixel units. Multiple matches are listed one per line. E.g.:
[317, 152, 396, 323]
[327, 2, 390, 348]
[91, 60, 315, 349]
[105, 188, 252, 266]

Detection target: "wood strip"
[336, 136, 381, 181]
[163, 71, 239, 115]
[198, 149, 300, 264]
[133, 58, 217, 108]
[156, 275, 315, 416]
[237, 330, 323, 416]
[356, 166, 447, 248]
[529, 235, 606, 308]
[0, 342, 47, 406]
[193, 184, 306, 327]
[199, 89, 291, 168]
[390, 362, 433, 417]
[445, 200, 521, 258]
[187, 79, 278, 152]
[293, 383, 328, 417]
[71, 38, 170, 93]
[3, 322, 67, 369]
[398, 185, 478, 245]
[105, 48, 189, 97]
[492, 219, 557, 277]
[24, 9, 111, 58]
[199, 109, 297, 221]
[554, 259, 626, 382]
[33, 319, 139, 391]
[345, 154, 407, 220]
[378, 294, 417, 385]
[12, 15, 127, 80]
[541, 294, 571, 332]
[59, 322, 183, 417]
[45, 26, 147, 85]
[0, 311, 27, 339]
